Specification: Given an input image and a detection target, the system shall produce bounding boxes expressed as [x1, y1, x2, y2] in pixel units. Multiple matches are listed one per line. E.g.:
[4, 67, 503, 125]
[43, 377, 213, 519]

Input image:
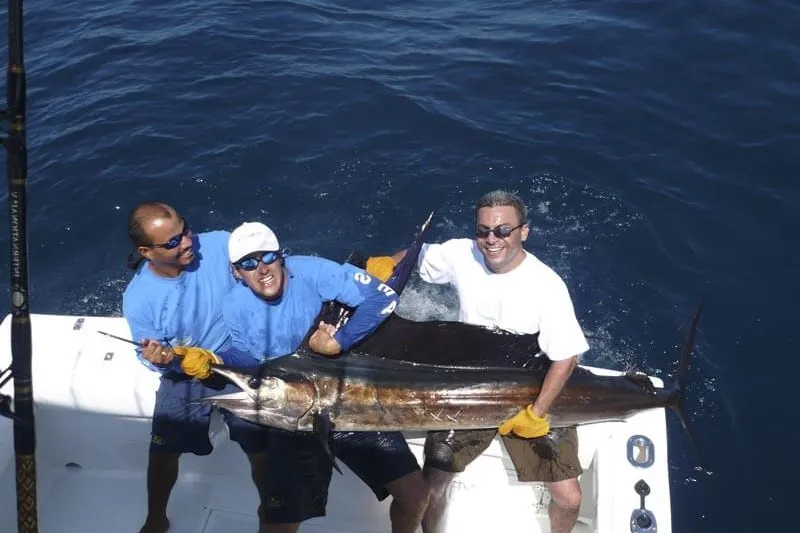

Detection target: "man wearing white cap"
[216, 221, 429, 533]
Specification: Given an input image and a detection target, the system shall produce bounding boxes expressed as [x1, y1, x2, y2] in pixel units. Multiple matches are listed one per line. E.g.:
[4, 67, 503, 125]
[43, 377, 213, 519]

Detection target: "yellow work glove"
[365, 256, 396, 282]
[498, 405, 550, 439]
[174, 346, 221, 380]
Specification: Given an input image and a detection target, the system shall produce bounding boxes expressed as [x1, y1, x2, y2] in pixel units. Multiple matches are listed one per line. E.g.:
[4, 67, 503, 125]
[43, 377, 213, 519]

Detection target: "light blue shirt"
[222, 255, 398, 360]
[122, 231, 235, 372]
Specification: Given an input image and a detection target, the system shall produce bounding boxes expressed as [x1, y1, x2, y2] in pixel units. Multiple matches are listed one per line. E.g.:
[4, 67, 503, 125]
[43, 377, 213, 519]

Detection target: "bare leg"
[546, 478, 582, 533]
[385, 470, 429, 533]
[421, 467, 456, 533]
[139, 452, 180, 533]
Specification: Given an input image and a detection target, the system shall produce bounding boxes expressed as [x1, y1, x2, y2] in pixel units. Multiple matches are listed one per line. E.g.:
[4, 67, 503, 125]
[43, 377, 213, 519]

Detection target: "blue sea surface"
[2, 1, 799, 531]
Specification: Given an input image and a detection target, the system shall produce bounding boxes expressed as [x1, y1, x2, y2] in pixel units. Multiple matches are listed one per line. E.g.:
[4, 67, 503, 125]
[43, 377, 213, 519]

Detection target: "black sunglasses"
[234, 251, 280, 271]
[475, 222, 524, 239]
[151, 218, 191, 250]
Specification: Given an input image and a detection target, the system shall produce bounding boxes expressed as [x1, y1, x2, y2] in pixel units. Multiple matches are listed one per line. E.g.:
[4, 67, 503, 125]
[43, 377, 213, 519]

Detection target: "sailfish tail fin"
[666, 302, 704, 469]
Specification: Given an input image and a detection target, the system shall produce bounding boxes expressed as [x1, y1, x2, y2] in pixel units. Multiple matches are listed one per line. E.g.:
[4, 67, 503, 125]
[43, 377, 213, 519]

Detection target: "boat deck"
[1, 416, 604, 533]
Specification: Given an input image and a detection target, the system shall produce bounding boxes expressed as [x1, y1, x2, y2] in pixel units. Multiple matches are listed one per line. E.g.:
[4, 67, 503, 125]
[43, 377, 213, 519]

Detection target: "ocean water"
[2, 1, 799, 531]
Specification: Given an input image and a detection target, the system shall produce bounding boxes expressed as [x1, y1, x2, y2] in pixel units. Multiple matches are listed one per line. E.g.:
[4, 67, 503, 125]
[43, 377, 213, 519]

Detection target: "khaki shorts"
[424, 427, 581, 483]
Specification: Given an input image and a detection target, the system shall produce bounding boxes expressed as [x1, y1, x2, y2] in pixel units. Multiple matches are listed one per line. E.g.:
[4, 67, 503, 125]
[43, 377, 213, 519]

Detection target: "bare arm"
[390, 249, 407, 264]
[531, 356, 577, 417]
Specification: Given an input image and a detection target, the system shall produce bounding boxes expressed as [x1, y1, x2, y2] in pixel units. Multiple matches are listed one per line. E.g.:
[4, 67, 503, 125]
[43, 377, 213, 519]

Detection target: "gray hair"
[474, 190, 528, 225]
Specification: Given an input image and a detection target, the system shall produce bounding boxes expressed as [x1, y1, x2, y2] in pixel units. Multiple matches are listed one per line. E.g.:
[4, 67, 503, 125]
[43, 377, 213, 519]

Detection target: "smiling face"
[234, 251, 286, 301]
[138, 207, 195, 275]
[475, 205, 529, 274]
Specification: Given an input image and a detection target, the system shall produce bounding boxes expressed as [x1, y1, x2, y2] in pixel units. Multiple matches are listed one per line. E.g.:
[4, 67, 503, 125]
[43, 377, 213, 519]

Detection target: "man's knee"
[387, 471, 430, 509]
[423, 467, 456, 500]
[548, 478, 582, 510]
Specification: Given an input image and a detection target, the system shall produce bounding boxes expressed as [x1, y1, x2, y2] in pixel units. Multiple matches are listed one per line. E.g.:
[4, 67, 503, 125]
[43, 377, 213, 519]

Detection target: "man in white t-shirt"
[367, 190, 589, 533]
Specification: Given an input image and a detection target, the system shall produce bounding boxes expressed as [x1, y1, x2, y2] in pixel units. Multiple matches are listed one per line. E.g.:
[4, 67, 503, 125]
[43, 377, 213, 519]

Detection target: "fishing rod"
[1, 1, 37, 532]
[97, 330, 145, 348]
[96, 330, 187, 360]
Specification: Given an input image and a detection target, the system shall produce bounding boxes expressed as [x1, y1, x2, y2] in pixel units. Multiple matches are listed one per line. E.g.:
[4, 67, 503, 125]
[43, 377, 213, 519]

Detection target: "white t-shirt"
[418, 238, 589, 361]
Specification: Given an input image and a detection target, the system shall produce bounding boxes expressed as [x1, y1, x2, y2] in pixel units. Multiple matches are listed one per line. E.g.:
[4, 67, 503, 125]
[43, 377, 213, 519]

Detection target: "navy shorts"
[333, 431, 421, 501]
[258, 429, 333, 524]
[257, 430, 420, 524]
[150, 373, 269, 455]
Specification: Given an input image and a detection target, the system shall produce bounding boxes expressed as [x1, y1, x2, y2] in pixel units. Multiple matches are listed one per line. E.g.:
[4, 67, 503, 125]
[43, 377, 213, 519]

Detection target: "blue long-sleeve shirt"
[122, 231, 238, 372]
[221, 255, 398, 361]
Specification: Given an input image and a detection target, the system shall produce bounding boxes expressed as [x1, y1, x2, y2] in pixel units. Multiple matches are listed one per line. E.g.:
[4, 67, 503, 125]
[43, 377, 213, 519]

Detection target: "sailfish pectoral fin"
[313, 410, 342, 475]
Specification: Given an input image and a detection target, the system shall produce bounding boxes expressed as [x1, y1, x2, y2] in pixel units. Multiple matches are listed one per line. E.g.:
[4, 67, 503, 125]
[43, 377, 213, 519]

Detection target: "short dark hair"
[474, 190, 528, 225]
[127, 201, 175, 247]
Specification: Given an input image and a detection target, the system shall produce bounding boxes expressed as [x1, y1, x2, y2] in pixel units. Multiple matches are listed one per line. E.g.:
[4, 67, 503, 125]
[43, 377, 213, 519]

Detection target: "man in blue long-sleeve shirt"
[122, 202, 270, 533]
[218, 221, 429, 533]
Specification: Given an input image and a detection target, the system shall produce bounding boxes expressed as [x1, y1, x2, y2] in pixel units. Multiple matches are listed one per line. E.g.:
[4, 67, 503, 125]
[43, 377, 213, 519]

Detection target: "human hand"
[498, 405, 550, 439]
[141, 339, 175, 365]
[308, 322, 343, 357]
[174, 346, 221, 379]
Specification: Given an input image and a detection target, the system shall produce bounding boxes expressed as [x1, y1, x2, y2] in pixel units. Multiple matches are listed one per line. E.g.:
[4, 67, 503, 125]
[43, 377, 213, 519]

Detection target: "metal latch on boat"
[627, 434, 655, 468]
[630, 479, 657, 533]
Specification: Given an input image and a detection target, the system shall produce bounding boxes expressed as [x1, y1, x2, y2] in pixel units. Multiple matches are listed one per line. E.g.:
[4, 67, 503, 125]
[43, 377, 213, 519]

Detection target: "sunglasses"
[152, 218, 191, 250]
[475, 223, 524, 239]
[234, 251, 280, 271]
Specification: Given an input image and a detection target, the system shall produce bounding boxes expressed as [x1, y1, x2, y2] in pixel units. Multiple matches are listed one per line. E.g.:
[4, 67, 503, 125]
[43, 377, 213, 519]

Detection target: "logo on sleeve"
[353, 271, 397, 311]
[381, 301, 398, 316]
[354, 272, 372, 285]
[376, 283, 396, 297]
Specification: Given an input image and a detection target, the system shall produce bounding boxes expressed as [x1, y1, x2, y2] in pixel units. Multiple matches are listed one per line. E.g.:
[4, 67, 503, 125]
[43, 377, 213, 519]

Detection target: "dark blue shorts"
[150, 373, 269, 455]
[258, 428, 333, 523]
[257, 429, 420, 524]
[333, 430, 421, 501]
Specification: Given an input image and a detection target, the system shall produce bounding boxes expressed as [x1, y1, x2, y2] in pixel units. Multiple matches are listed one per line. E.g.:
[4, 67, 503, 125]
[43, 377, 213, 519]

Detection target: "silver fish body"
[204, 310, 696, 436]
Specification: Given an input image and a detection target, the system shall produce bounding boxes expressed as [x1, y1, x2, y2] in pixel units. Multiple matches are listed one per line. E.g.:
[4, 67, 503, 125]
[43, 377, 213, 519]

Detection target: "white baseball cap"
[228, 222, 280, 263]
